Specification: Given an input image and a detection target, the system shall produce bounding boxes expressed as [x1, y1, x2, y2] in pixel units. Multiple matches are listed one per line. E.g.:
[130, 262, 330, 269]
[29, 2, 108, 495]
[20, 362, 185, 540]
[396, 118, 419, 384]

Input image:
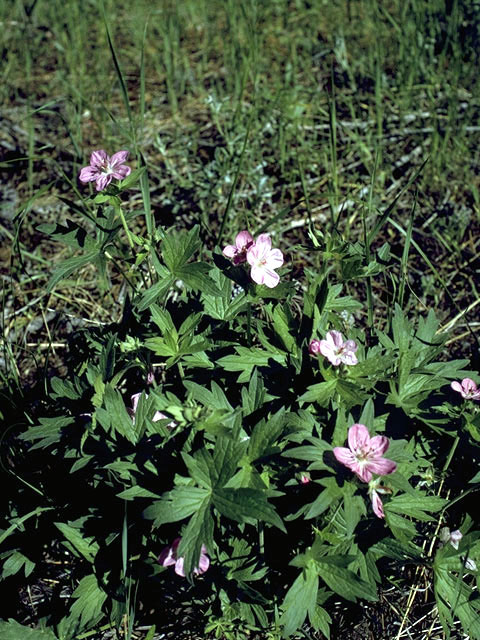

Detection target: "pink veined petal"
[96, 173, 112, 191]
[355, 465, 373, 483]
[79, 166, 99, 182]
[318, 340, 338, 364]
[109, 150, 130, 167]
[368, 435, 390, 457]
[341, 351, 358, 365]
[250, 263, 265, 285]
[267, 248, 284, 269]
[235, 230, 254, 250]
[90, 150, 108, 167]
[158, 546, 176, 567]
[246, 244, 260, 266]
[450, 381, 463, 394]
[131, 393, 141, 414]
[174, 557, 186, 577]
[196, 552, 210, 575]
[347, 424, 371, 454]
[112, 165, 131, 180]
[262, 267, 280, 288]
[223, 244, 237, 258]
[344, 340, 358, 353]
[371, 490, 385, 518]
[327, 330, 345, 349]
[254, 233, 272, 257]
[462, 378, 477, 393]
[450, 529, 463, 549]
[367, 457, 397, 477]
[333, 446, 357, 468]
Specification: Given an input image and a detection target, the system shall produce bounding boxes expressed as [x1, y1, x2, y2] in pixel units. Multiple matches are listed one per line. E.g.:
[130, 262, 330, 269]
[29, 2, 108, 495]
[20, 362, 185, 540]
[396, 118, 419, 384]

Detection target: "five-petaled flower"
[246, 233, 284, 288]
[222, 230, 255, 265]
[79, 149, 131, 191]
[158, 537, 210, 577]
[451, 378, 480, 402]
[333, 423, 397, 483]
[318, 330, 358, 366]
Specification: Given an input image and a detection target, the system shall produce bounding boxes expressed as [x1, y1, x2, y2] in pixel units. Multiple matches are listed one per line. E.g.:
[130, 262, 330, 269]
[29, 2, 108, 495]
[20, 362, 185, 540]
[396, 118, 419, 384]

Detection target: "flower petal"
[223, 244, 237, 258]
[262, 267, 280, 288]
[112, 165, 131, 180]
[158, 546, 176, 567]
[367, 457, 397, 477]
[368, 435, 390, 457]
[370, 489, 385, 518]
[90, 150, 108, 167]
[96, 173, 112, 191]
[462, 378, 477, 394]
[174, 557, 186, 577]
[235, 230, 254, 250]
[131, 393, 141, 414]
[347, 424, 371, 453]
[254, 233, 272, 258]
[110, 150, 130, 167]
[79, 166, 100, 183]
[450, 381, 463, 394]
[267, 248, 284, 269]
[327, 330, 344, 349]
[318, 340, 339, 365]
[333, 446, 357, 468]
[250, 264, 265, 285]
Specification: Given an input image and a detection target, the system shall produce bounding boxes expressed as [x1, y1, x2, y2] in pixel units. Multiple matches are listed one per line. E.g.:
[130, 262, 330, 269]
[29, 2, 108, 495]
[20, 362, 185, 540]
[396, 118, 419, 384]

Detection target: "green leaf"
[2, 551, 35, 579]
[55, 522, 99, 564]
[118, 166, 146, 190]
[385, 493, 446, 521]
[143, 486, 211, 526]
[315, 557, 378, 602]
[176, 262, 222, 296]
[162, 226, 201, 272]
[116, 486, 161, 501]
[103, 385, 137, 444]
[217, 347, 287, 383]
[69, 574, 107, 629]
[0, 620, 58, 640]
[299, 380, 337, 405]
[46, 250, 99, 292]
[280, 564, 319, 637]
[212, 487, 286, 532]
[136, 275, 175, 312]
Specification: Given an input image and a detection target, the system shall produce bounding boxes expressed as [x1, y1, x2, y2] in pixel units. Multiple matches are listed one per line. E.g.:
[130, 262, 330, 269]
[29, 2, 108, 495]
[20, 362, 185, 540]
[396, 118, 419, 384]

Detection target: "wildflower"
[451, 378, 480, 401]
[300, 473, 311, 485]
[309, 339, 322, 355]
[129, 392, 176, 429]
[333, 423, 397, 483]
[158, 537, 210, 577]
[318, 330, 358, 366]
[223, 230, 255, 265]
[79, 149, 131, 191]
[246, 233, 284, 288]
[439, 527, 477, 570]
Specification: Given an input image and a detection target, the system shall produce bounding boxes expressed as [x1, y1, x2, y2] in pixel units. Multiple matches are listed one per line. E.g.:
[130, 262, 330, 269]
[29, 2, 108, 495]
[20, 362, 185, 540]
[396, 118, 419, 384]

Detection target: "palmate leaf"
[434, 566, 480, 639]
[143, 486, 211, 526]
[217, 347, 287, 383]
[315, 556, 378, 603]
[54, 522, 99, 564]
[0, 620, 58, 640]
[212, 487, 286, 532]
[46, 250, 100, 292]
[69, 574, 107, 629]
[162, 225, 201, 272]
[176, 496, 214, 576]
[280, 563, 319, 638]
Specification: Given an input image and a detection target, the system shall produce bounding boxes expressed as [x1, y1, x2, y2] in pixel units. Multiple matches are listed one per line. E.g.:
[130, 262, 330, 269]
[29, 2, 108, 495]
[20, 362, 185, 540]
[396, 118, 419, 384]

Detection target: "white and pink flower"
[451, 378, 480, 401]
[222, 230, 255, 265]
[318, 330, 358, 366]
[79, 149, 131, 191]
[158, 537, 210, 577]
[333, 423, 397, 483]
[246, 233, 284, 288]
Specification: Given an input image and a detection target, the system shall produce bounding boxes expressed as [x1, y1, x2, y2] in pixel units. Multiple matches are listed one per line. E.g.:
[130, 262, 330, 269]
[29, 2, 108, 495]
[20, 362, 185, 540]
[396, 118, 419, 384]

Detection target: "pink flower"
[223, 231, 255, 265]
[439, 527, 477, 570]
[333, 423, 397, 483]
[451, 378, 480, 401]
[309, 339, 322, 355]
[129, 392, 176, 429]
[319, 330, 358, 366]
[158, 537, 210, 577]
[79, 150, 131, 191]
[246, 233, 284, 288]
[300, 473, 311, 485]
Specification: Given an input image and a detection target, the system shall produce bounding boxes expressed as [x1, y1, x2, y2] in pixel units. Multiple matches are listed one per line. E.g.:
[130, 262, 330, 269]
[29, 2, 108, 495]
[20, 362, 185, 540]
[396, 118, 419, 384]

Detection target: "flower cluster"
[333, 424, 397, 518]
[223, 231, 284, 288]
[158, 537, 210, 577]
[310, 330, 358, 366]
[79, 150, 131, 191]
